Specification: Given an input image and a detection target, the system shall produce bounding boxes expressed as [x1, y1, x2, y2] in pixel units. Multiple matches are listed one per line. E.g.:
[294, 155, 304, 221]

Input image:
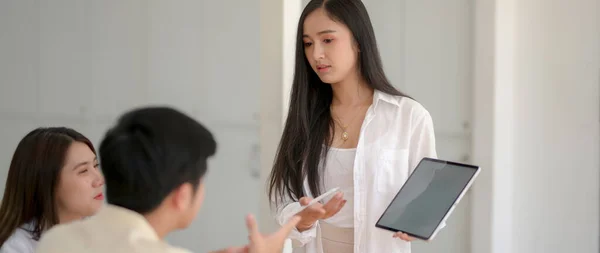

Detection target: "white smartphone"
[292, 187, 341, 215]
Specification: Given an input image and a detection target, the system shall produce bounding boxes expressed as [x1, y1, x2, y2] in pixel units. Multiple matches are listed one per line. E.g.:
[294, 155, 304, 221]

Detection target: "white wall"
[0, 1, 261, 252]
[259, 2, 303, 252]
[470, 0, 515, 252]
[472, 0, 600, 252]
[258, 0, 286, 234]
[511, 0, 599, 252]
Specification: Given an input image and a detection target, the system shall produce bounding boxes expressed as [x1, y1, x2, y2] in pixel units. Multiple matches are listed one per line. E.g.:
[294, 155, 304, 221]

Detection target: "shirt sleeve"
[408, 109, 438, 174]
[272, 195, 318, 247]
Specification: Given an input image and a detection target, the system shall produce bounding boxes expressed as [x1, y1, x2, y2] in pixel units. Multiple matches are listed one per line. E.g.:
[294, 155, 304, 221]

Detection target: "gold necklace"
[332, 109, 361, 142]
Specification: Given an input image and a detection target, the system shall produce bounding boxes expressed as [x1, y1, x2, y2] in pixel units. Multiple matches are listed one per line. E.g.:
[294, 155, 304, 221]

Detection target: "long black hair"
[268, 0, 409, 205]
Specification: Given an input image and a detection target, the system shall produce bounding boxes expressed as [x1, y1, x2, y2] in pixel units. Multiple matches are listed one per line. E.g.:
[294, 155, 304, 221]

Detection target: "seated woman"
[0, 127, 105, 253]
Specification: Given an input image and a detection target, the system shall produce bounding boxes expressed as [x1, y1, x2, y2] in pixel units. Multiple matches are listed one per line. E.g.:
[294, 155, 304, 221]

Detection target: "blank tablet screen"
[376, 158, 478, 239]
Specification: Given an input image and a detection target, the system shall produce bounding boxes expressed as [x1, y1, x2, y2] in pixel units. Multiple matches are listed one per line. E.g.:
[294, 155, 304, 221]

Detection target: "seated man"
[36, 107, 300, 253]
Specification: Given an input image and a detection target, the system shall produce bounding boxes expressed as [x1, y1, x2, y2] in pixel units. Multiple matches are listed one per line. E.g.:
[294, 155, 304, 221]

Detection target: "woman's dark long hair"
[0, 127, 95, 247]
[268, 0, 409, 205]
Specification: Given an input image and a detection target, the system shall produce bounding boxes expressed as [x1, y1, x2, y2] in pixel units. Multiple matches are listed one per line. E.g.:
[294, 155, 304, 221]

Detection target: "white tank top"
[321, 147, 356, 228]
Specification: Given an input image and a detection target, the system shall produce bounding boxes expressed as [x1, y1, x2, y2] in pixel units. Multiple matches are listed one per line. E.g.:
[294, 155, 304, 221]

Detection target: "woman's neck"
[330, 72, 373, 107]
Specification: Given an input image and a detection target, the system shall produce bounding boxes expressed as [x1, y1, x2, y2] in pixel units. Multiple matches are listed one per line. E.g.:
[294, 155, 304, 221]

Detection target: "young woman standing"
[268, 1, 438, 252]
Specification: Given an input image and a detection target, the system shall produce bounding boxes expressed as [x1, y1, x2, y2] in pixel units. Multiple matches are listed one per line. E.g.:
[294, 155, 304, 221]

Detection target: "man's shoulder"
[36, 221, 87, 253]
[36, 220, 193, 253]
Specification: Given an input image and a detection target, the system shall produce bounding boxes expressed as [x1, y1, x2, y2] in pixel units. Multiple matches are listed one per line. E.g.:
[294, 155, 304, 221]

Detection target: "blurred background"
[0, 0, 598, 253]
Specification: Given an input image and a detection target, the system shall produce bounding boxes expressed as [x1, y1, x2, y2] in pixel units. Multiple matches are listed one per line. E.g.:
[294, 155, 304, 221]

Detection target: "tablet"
[375, 157, 480, 241]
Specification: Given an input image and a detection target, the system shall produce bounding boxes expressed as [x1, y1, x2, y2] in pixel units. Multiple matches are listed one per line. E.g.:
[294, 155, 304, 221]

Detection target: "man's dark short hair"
[99, 107, 216, 214]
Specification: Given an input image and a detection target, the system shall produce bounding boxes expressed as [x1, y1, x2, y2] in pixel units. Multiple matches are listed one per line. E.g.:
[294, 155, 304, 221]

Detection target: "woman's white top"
[322, 147, 356, 228]
[273, 91, 438, 253]
[0, 222, 38, 253]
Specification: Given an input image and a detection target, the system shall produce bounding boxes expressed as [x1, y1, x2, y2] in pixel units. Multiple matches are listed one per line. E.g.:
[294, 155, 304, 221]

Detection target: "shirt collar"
[373, 89, 402, 109]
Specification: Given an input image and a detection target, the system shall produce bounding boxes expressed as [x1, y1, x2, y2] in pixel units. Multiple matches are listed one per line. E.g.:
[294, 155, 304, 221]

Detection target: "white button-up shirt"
[274, 90, 438, 253]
